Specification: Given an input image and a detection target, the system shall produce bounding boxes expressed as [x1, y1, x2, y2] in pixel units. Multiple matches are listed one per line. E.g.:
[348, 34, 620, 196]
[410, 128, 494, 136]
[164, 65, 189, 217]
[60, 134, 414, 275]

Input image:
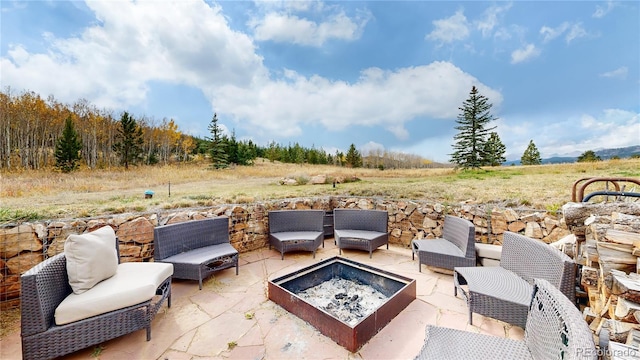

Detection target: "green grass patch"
[0, 208, 43, 223]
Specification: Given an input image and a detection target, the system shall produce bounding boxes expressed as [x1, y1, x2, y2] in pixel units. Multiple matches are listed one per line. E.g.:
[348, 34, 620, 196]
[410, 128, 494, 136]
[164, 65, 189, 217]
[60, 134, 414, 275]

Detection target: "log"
[627, 329, 640, 347]
[581, 266, 599, 288]
[606, 229, 640, 245]
[608, 341, 639, 359]
[611, 269, 640, 303]
[597, 242, 637, 275]
[584, 306, 597, 324]
[614, 298, 640, 323]
[601, 319, 640, 343]
[563, 202, 640, 229]
[612, 212, 640, 233]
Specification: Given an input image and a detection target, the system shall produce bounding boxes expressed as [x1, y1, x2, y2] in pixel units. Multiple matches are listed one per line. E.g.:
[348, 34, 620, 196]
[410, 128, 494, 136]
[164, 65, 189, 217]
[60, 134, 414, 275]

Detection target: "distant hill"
[504, 145, 640, 165]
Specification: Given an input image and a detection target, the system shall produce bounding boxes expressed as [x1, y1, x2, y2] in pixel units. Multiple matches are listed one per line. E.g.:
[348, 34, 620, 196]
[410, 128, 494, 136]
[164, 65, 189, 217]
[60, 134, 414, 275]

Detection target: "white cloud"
[540, 22, 588, 44]
[426, 10, 470, 44]
[593, 0, 616, 18]
[599, 66, 628, 79]
[510, 44, 540, 64]
[566, 23, 587, 43]
[1, 0, 265, 109]
[250, 10, 369, 46]
[475, 3, 512, 38]
[499, 109, 640, 159]
[212, 61, 502, 140]
[361, 141, 385, 155]
[540, 22, 570, 43]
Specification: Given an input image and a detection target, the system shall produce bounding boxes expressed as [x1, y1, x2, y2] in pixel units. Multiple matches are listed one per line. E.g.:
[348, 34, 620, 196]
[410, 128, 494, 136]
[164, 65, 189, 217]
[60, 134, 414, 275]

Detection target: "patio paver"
[0, 241, 524, 360]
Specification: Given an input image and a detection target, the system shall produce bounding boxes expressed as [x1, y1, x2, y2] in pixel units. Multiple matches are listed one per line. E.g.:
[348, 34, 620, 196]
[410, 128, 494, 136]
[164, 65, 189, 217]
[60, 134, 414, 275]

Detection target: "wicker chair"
[21, 231, 172, 360]
[268, 210, 325, 260]
[411, 215, 476, 272]
[333, 208, 389, 258]
[154, 217, 238, 290]
[454, 231, 576, 329]
[415, 278, 596, 360]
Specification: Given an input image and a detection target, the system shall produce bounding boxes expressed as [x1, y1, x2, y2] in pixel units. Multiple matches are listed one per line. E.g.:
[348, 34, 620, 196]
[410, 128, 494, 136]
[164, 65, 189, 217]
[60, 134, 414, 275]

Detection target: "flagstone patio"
[0, 240, 523, 359]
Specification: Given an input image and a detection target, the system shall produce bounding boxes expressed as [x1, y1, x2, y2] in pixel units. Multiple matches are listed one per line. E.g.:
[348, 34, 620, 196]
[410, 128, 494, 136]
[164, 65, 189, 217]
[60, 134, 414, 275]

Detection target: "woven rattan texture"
[411, 215, 476, 272]
[415, 278, 596, 360]
[333, 209, 389, 258]
[268, 210, 325, 259]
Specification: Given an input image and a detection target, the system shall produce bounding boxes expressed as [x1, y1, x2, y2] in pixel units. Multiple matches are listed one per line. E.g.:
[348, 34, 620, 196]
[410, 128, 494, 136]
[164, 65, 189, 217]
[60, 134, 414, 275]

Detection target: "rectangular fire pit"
[268, 256, 416, 352]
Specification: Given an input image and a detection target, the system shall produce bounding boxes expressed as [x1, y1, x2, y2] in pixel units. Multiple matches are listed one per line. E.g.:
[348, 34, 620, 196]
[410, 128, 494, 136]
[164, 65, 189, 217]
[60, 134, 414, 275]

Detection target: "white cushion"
[65, 225, 119, 294]
[55, 262, 173, 325]
[475, 243, 502, 260]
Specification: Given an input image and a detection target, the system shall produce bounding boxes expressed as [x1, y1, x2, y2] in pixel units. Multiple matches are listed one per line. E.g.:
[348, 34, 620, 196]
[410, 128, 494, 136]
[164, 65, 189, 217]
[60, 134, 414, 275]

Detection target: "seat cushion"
[475, 243, 502, 260]
[334, 229, 386, 241]
[412, 238, 464, 257]
[270, 231, 323, 242]
[55, 262, 173, 325]
[162, 243, 238, 265]
[64, 225, 119, 294]
[455, 266, 533, 305]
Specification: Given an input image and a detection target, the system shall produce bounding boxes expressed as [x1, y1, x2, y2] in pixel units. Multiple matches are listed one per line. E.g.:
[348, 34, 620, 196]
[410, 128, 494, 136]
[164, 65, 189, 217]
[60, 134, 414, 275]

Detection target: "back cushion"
[65, 225, 118, 294]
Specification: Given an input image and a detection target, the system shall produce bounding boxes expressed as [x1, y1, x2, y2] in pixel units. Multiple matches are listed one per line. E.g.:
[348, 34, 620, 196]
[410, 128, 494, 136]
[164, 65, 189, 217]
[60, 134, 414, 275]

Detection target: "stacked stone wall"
[0, 196, 569, 308]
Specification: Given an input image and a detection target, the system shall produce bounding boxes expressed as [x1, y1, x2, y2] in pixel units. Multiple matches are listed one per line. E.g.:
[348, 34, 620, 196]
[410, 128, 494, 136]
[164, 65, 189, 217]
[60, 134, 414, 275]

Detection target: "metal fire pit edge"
[268, 256, 417, 353]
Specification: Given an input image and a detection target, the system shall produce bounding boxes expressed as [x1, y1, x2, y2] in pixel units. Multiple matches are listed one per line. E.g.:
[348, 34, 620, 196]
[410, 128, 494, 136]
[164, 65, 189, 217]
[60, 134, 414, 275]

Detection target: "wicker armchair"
[21, 230, 172, 360]
[333, 208, 389, 258]
[411, 215, 476, 272]
[415, 278, 596, 360]
[454, 231, 576, 329]
[154, 217, 238, 290]
[268, 210, 325, 259]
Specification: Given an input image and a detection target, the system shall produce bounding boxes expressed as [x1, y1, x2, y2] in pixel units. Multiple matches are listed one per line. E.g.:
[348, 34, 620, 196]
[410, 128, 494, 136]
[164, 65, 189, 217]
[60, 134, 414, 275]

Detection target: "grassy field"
[1, 158, 639, 223]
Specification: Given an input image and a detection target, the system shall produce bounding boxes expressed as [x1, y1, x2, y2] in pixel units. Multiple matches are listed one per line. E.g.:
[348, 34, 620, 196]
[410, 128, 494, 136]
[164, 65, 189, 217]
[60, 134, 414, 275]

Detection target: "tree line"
[1, 88, 437, 172]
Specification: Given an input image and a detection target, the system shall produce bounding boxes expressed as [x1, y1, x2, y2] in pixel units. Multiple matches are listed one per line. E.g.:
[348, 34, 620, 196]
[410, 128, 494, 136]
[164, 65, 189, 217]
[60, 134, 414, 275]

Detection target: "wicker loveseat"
[154, 216, 238, 290]
[411, 215, 476, 272]
[20, 226, 173, 360]
[453, 231, 576, 329]
[415, 278, 596, 360]
[268, 210, 325, 260]
[333, 208, 389, 258]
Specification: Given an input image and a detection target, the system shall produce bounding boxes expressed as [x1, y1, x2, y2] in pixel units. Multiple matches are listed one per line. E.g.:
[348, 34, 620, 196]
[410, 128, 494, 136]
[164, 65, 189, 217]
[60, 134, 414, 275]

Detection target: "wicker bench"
[154, 217, 238, 290]
[268, 210, 325, 260]
[411, 215, 476, 272]
[333, 208, 389, 258]
[21, 226, 172, 360]
[415, 278, 596, 360]
[454, 231, 576, 329]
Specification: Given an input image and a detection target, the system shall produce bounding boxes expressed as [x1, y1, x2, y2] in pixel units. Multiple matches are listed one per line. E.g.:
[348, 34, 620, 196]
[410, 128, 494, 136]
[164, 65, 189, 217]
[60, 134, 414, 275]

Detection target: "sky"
[1, 0, 639, 163]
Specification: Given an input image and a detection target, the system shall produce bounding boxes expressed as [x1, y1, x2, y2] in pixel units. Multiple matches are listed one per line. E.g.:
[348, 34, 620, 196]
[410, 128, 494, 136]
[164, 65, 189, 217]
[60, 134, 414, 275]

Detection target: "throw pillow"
[65, 225, 119, 294]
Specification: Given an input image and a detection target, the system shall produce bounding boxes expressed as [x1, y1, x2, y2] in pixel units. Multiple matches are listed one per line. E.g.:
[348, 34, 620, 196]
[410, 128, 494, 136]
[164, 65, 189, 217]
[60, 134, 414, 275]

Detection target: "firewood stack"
[563, 202, 640, 357]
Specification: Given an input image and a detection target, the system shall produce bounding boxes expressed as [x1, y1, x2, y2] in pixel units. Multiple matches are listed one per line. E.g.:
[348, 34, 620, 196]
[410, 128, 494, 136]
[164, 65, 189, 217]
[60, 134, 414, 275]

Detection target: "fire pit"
[268, 257, 416, 352]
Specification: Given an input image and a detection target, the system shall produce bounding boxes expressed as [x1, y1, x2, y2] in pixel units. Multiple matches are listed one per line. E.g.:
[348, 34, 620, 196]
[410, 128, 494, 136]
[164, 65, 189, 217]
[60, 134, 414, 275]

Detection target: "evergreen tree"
[54, 116, 82, 173]
[112, 111, 144, 170]
[207, 113, 228, 169]
[482, 132, 506, 166]
[521, 140, 542, 165]
[450, 86, 497, 169]
[577, 150, 601, 162]
[345, 144, 362, 168]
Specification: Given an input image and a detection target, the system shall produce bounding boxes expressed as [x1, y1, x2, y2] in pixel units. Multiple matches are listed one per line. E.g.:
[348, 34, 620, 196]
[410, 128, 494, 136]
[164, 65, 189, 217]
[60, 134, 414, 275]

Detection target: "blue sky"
[1, 0, 638, 162]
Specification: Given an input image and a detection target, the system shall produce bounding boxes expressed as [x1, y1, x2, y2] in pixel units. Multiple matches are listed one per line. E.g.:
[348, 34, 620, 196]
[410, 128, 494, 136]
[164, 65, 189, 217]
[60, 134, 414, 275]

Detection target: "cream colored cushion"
[65, 225, 119, 294]
[55, 262, 173, 325]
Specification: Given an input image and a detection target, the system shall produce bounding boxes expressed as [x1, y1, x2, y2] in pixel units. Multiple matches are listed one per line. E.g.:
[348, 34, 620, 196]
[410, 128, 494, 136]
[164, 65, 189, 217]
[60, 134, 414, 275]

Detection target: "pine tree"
[450, 86, 497, 169]
[577, 150, 601, 162]
[520, 140, 542, 165]
[207, 113, 228, 169]
[54, 117, 82, 173]
[345, 144, 362, 168]
[482, 132, 506, 166]
[112, 111, 144, 170]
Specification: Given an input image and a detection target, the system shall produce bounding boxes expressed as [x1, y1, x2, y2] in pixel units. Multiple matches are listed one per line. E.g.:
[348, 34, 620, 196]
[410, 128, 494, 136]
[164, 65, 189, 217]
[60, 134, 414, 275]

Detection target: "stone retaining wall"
[0, 196, 569, 308]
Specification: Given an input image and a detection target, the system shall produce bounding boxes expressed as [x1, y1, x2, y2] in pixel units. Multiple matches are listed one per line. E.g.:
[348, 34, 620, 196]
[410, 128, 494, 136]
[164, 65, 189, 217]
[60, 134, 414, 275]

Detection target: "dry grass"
[1, 158, 639, 222]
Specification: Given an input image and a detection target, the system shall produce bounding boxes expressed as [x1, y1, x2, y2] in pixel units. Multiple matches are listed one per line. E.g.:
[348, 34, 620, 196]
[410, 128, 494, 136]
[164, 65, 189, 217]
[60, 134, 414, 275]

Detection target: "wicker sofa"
[411, 215, 476, 272]
[415, 278, 596, 360]
[453, 231, 576, 329]
[154, 217, 238, 290]
[268, 210, 325, 260]
[21, 226, 173, 360]
[333, 208, 389, 258]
